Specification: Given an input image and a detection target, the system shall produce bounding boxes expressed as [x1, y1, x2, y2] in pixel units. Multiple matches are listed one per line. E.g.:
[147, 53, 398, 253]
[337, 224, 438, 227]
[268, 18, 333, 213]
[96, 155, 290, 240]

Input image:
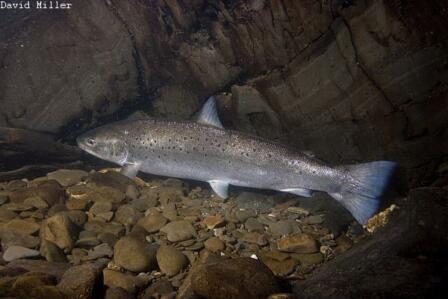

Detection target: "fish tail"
[329, 161, 397, 224]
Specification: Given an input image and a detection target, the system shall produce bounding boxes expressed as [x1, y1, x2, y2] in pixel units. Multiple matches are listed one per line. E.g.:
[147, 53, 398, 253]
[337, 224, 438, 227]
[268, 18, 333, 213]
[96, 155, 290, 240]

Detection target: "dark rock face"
[0, 1, 139, 133]
[0, 1, 446, 187]
[190, 257, 281, 299]
[293, 187, 448, 299]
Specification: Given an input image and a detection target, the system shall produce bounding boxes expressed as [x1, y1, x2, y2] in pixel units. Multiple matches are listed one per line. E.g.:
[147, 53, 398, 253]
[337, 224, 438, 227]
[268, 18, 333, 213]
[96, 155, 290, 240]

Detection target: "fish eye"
[86, 138, 96, 146]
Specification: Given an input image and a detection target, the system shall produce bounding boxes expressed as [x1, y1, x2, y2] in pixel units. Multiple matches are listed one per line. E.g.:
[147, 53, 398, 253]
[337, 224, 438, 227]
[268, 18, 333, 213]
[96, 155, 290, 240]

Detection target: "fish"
[77, 97, 396, 224]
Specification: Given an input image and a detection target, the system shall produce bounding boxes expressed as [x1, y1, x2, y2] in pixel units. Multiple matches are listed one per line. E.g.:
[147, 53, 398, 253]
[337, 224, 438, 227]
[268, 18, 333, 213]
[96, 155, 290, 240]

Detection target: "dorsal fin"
[197, 96, 223, 129]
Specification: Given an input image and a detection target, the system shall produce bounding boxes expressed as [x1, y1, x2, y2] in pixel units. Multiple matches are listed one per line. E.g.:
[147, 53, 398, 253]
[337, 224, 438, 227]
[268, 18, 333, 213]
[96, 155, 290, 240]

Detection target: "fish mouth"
[78, 143, 102, 161]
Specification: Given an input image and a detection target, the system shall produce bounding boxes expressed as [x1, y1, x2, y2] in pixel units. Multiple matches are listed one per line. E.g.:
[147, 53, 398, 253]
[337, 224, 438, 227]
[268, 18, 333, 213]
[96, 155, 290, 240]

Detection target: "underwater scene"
[0, 1, 447, 298]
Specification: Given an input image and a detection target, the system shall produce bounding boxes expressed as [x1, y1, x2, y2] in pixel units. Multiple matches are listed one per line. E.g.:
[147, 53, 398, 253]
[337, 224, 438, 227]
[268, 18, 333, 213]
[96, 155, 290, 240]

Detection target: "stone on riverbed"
[87, 171, 136, 194]
[160, 220, 197, 242]
[203, 215, 225, 229]
[89, 201, 113, 216]
[269, 220, 299, 237]
[40, 240, 67, 263]
[0, 208, 17, 223]
[40, 213, 79, 252]
[84, 220, 124, 237]
[191, 257, 281, 299]
[0, 230, 40, 249]
[277, 233, 319, 253]
[114, 204, 142, 226]
[136, 214, 168, 233]
[113, 236, 157, 272]
[23, 196, 49, 209]
[245, 217, 265, 232]
[204, 237, 225, 252]
[103, 269, 148, 293]
[47, 169, 88, 187]
[57, 263, 101, 299]
[3, 245, 40, 262]
[156, 245, 189, 276]
[1, 218, 40, 235]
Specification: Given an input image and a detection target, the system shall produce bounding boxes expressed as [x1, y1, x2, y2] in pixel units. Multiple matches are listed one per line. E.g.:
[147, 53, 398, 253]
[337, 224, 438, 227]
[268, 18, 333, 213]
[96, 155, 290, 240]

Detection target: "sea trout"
[77, 97, 396, 224]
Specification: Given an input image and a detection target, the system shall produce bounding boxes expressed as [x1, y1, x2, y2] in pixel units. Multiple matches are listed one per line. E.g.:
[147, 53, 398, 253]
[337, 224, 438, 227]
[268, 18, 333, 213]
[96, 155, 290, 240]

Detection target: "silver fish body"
[77, 97, 396, 224]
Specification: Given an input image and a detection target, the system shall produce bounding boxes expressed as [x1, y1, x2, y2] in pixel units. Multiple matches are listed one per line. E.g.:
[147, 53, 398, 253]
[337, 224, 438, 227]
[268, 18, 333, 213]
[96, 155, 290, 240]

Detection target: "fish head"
[77, 125, 129, 165]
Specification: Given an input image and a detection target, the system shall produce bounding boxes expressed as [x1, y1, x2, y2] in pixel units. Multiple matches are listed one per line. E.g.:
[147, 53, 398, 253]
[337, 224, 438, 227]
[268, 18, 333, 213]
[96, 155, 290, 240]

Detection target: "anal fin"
[281, 188, 313, 197]
[209, 180, 229, 198]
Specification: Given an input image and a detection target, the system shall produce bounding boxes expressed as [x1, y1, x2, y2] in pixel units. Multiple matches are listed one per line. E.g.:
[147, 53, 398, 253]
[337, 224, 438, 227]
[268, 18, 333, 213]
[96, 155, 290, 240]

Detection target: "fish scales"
[116, 119, 339, 192]
[77, 97, 396, 224]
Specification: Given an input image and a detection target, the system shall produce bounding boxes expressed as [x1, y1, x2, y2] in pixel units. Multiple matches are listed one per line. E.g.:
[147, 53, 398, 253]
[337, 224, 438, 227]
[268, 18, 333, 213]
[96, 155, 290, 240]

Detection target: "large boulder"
[113, 236, 157, 273]
[190, 257, 281, 299]
[293, 187, 448, 298]
[0, 1, 139, 133]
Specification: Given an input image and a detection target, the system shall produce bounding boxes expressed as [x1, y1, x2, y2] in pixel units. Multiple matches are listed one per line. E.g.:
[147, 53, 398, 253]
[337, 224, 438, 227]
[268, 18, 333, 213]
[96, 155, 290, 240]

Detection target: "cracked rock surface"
[0, 1, 447, 188]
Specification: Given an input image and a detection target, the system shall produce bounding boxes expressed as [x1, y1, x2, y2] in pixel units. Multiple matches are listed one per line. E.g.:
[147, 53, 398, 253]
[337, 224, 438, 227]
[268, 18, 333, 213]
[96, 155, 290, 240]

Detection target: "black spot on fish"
[184, 137, 187, 140]
[169, 138, 172, 142]
[267, 154, 272, 158]
[253, 149, 256, 152]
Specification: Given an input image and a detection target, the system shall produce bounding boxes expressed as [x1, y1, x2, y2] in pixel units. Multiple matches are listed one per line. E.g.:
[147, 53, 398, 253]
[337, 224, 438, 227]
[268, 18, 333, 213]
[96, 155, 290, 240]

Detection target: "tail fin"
[329, 161, 397, 224]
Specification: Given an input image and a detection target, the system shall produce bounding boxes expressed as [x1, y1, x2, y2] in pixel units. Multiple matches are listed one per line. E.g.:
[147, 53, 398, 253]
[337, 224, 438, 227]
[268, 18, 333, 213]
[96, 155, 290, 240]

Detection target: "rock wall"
[0, 0, 447, 186]
[294, 187, 448, 298]
[0, 1, 140, 133]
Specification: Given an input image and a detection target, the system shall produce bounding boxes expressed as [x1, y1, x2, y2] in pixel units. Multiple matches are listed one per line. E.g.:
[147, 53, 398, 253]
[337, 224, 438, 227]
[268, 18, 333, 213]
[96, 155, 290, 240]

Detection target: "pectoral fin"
[209, 180, 229, 198]
[121, 163, 141, 178]
[281, 188, 313, 197]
